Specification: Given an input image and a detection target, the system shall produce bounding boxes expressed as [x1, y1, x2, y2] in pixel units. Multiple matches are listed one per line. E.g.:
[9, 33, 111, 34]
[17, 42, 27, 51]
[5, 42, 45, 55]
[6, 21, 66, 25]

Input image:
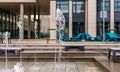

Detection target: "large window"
[115, 0, 120, 11]
[97, 0, 110, 36]
[115, 0, 120, 35]
[97, 0, 110, 12]
[72, 0, 85, 36]
[57, 1, 69, 13]
[56, 0, 69, 36]
[73, 1, 85, 13]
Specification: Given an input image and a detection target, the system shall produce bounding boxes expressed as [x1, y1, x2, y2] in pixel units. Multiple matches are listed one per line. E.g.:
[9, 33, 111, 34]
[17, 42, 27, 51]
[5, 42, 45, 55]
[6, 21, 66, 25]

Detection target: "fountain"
[1, 31, 12, 72]
[13, 21, 24, 72]
[29, 20, 40, 71]
[55, 8, 65, 72]
[13, 63, 24, 72]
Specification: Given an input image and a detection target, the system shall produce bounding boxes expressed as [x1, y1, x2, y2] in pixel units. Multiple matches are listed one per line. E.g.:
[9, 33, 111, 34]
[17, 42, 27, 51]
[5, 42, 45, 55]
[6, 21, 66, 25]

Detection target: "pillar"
[110, 0, 114, 32]
[87, 0, 96, 36]
[69, 0, 72, 37]
[50, 0, 56, 39]
[85, 0, 88, 32]
[20, 3, 24, 39]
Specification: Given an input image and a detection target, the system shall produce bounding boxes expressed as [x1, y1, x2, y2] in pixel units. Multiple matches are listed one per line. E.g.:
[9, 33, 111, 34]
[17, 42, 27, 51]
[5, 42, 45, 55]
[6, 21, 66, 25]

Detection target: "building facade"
[0, 0, 119, 39]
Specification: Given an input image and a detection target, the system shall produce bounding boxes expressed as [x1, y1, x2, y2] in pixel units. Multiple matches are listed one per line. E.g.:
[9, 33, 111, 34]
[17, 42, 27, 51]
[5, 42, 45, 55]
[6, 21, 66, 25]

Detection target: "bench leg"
[108, 49, 111, 59]
[79, 46, 84, 51]
[8, 39, 11, 44]
[65, 47, 70, 51]
[0, 39, 1, 44]
[112, 50, 117, 62]
[0, 39, 3, 44]
[1, 39, 3, 44]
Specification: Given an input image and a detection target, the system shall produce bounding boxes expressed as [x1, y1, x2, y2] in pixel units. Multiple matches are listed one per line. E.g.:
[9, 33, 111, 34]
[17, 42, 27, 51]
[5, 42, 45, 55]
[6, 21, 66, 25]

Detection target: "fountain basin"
[0, 58, 109, 72]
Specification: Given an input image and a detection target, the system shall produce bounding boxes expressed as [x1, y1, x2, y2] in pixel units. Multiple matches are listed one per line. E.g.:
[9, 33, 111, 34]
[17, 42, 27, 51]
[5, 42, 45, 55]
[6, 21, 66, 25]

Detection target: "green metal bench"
[63, 33, 84, 42]
[105, 32, 120, 42]
[108, 48, 120, 62]
[84, 33, 103, 41]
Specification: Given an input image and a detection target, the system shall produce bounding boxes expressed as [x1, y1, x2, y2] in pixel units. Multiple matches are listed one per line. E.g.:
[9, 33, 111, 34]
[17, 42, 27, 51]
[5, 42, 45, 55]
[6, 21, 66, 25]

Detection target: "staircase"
[0, 39, 120, 61]
[0, 43, 117, 61]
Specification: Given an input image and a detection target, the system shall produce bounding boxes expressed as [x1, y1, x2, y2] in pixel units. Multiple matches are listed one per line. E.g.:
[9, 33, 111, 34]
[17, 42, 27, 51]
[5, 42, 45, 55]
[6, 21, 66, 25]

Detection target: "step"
[21, 50, 106, 54]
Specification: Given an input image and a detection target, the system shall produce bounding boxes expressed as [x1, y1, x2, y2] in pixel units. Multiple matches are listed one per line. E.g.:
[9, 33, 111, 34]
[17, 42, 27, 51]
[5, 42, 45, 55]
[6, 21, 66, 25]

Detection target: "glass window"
[72, 0, 85, 13]
[115, 0, 120, 11]
[72, 0, 85, 35]
[56, 1, 69, 13]
[97, 0, 110, 36]
[60, 1, 68, 4]
[73, 5, 76, 13]
[97, 0, 110, 11]
[56, 0, 69, 35]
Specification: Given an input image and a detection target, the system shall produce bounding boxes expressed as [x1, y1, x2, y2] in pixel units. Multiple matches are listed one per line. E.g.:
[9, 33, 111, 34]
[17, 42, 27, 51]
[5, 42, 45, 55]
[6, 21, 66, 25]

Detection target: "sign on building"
[100, 11, 107, 18]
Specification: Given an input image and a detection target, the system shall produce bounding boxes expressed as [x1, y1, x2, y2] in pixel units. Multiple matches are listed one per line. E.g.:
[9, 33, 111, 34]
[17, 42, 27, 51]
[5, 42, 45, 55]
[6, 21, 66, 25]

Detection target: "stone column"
[20, 3, 24, 39]
[69, 0, 72, 37]
[85, 0, 88, 32]
[50, 0, 56, 39]
[28, 13, 31, 39]
[110, 0, 114, 32]
[87, 0, 96, 36]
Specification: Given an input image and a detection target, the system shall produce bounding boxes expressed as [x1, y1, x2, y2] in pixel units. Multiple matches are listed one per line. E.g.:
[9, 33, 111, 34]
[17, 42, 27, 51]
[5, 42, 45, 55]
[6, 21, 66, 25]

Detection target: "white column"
[110, 0, 114, 32]
[20, 3, 24, 39]
[69, 0, 72, 37]
[85, 0, 88, 32]
[49, 0, 56, 39]
[87, 0, 96, 36]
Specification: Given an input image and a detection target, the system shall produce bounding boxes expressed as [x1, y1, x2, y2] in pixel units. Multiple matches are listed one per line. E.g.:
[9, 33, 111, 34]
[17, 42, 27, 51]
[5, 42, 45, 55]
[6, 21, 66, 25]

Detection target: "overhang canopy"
[0, 1, 50, 15]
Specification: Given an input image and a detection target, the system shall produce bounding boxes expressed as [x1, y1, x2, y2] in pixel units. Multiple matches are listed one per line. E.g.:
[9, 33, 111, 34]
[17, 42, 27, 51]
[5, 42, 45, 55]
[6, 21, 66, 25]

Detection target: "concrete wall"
[41, 15, 49, 33]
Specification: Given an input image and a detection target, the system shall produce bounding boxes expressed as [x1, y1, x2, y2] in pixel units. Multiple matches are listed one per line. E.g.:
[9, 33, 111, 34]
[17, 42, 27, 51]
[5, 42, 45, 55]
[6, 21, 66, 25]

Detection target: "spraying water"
[0, 31, 12, 72]
[5, 32, 8, 71]
[13, 21, 24, 72]
[55, 8, 65, 72]
[29, 20, 40, 71]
